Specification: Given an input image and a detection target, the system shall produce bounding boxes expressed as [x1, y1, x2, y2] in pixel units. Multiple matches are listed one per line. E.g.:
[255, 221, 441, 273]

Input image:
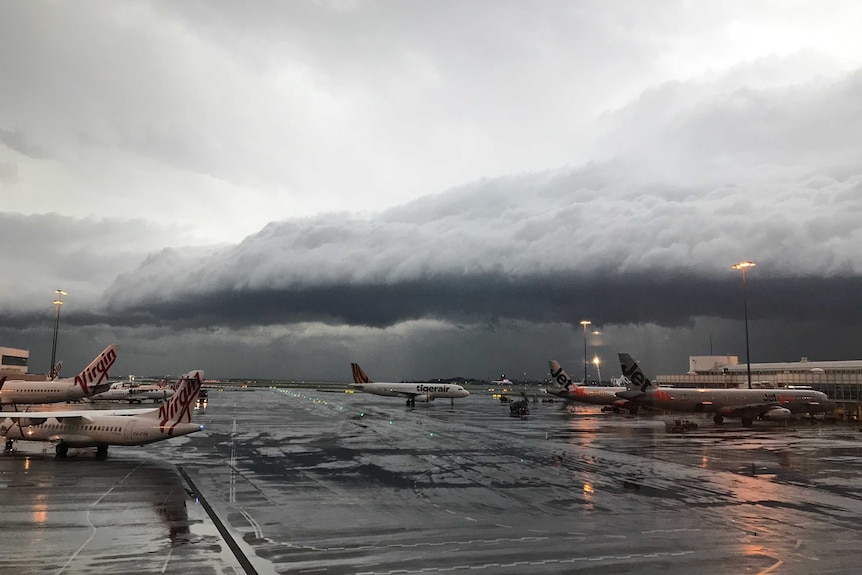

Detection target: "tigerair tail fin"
[548, 360, 576, 390]
[350, 363, 372, 384]
[72, 345, 119, 395]
[618, 353, 653, 392]
[142, 370, 204, 435]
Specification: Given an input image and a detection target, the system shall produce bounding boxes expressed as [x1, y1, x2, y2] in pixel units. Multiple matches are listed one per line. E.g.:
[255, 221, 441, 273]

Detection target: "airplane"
[0, 345, 119, 409]
[1, 369, 205, 457]
[616, 353, 836, 427]
[349, 363, 470, 407]
[545, 360, 635, 412]
[88, 379, 175, 403]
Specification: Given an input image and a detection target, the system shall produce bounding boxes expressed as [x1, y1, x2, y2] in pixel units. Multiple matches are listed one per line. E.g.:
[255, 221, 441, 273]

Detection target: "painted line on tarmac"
[178, 465, 259, 575]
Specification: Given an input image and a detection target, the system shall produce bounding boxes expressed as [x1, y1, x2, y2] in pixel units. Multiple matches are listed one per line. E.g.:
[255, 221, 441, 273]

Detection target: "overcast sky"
[2, 1, 862, 381]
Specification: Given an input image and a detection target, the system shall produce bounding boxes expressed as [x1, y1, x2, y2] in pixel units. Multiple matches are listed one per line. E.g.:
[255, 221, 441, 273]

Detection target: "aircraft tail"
[350, 363, 373, 384]
[618, 353, 653, 392]
[548, 360, 576, 390]
[72, 345, 119, 395]
[142, 370, 204, 432]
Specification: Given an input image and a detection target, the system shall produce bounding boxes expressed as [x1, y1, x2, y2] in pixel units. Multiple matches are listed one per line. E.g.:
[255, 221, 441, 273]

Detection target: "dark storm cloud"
[4, 68, 861, 340]
[69, 69, 860, 335]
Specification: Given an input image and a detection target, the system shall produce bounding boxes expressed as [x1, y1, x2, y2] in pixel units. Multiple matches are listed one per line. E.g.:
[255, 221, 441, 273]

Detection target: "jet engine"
[414, 394, 432, 402]
[763, 407, 793, 420]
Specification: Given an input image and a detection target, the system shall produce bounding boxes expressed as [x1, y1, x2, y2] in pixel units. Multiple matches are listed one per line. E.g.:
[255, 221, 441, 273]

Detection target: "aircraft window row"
[34, 423, 122, 432]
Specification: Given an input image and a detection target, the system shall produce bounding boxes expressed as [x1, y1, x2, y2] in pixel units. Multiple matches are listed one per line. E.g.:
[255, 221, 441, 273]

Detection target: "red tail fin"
[72, 345, 119, 394]
[145, 370, 204, 435]
[350, 363, 372, 384]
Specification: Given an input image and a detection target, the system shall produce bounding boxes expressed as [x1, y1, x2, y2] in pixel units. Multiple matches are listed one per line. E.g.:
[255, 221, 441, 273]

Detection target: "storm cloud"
[3, 2, 862, 379]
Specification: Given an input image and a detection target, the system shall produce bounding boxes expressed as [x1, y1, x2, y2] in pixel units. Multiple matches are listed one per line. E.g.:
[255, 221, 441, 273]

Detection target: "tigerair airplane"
[0, 345, 119, 409]
[1, 369, 205, 457]
[545, 360, 636, 412]
[616, 353, 836, 427]
[349, 363, 470, 407]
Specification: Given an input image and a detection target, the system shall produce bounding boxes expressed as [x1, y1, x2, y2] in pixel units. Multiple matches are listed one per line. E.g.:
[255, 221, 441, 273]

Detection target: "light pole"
[580, 320, 591, 384]
[50, 289, 67, 379]
[732, 262, 755, 389]
[593, 356, 602, 384]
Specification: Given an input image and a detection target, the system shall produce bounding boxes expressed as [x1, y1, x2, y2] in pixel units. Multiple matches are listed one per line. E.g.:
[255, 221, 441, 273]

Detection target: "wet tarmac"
[3, 387, 862, 574]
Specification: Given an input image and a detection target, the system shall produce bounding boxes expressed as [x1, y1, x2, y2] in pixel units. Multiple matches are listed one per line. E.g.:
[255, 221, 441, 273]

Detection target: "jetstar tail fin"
[548, 360, 576, 390]
[618, 353, 653, 392]
[350, 363, 372, 384]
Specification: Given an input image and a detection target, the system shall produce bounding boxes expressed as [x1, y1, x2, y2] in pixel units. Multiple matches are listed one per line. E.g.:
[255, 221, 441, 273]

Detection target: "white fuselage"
[350, 382, 470, 401]
[1, 414, 202, 447]
[0, 380, 93, 405]
[619, 387, 835, 416]
[90, 382, 174, 402]
[546, 385, 629, 406]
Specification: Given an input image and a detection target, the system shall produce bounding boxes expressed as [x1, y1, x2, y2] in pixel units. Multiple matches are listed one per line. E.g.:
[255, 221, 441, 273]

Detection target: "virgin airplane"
[1, 369, 205, 457]
[0, 345, 119, 409]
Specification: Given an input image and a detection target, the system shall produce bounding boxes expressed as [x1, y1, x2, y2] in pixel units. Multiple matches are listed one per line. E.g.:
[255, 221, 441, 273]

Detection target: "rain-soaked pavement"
[3, 387, 862, 574]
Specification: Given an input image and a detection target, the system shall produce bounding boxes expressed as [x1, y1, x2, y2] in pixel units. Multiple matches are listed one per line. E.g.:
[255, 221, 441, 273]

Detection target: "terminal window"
[1, 355, 28, 367]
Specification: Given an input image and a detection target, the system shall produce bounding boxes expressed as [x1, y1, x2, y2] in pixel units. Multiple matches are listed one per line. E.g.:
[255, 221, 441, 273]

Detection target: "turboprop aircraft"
[616, 353, 836, 427]
[349, 363, 470, 407]
[546, 360, 635, 412]
[1, 369, 205, 457]
[88, 379, 175, 403]
[0, 345, 119, 409]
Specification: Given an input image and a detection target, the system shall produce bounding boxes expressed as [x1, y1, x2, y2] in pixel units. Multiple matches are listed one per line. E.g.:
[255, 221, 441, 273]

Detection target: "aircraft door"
[123, 419, 137, 443]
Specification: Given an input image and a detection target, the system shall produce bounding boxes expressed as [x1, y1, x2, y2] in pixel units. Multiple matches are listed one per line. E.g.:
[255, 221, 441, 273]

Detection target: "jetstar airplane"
[0, 345, 119, 409]
[616, 353, 836, 427]
[545, 360, 635, 412]
[349, 363, 470, 407]
[1, 369, 205, 457]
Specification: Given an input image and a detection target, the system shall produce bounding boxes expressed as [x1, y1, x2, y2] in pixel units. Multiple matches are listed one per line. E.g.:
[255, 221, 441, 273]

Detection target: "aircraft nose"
[460, 389, 470, 397]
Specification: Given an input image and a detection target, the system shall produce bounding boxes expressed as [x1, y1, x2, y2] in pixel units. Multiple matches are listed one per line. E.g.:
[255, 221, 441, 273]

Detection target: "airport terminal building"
[0, 346, 29, 376]
[657, 355, 862, 418]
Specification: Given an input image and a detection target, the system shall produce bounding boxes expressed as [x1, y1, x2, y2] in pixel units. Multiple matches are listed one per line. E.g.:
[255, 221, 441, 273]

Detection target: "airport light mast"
[732, 262, 755, 389]
[50, 289, 66, 380]
[593, 356, 602, 384]
[580, 320, 591, 384]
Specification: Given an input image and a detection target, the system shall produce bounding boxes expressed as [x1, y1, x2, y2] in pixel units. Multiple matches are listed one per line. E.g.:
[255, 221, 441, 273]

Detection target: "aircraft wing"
[389, 389, 419, 399]
[716, 402, 780, 417]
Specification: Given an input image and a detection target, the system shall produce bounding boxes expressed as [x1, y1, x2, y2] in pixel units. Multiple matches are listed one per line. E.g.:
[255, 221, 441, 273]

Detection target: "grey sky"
[2, 1, 862, 380]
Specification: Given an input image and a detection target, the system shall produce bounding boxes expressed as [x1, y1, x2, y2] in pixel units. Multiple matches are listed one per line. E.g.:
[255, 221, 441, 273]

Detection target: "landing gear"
[406, 397, 415, 407]
[741, 416, 754, 428]
[55, 442, 69, 458]
[95, 445, 108, 458]
[4, 439, 13, 452]
[713, 414, 724, 425]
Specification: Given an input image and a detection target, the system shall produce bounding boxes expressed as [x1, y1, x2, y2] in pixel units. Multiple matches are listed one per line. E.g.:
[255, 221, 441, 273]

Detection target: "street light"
[593, 356, 602, 384]
[732, 261, 755, 389]
[50, 289, 67, 379]
[580, 320, 591, 384]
